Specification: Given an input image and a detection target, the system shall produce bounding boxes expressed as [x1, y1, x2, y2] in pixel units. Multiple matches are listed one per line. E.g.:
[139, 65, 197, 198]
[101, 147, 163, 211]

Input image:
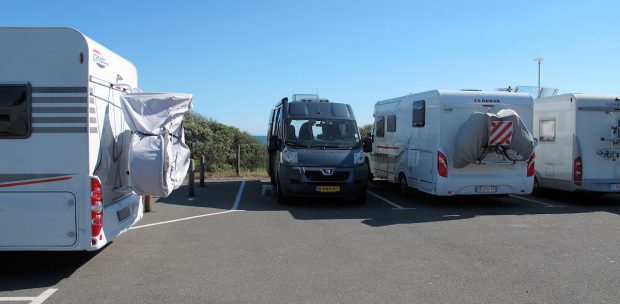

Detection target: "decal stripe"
[0, 176, 72, 188]
[32, 87, 88, 93]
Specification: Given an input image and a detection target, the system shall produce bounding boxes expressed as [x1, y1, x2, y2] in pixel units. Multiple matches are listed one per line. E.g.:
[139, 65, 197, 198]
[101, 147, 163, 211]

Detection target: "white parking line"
[367, 191, 415, 210]
[0, 288, 57, 303]
[509, 195, 565, 208]
[130, 210, 242, 230]
[232, 181, 246, 210]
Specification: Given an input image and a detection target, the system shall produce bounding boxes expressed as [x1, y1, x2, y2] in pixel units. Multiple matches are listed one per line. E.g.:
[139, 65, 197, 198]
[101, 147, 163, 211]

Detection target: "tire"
[399, 175, 409, 196]
[532, 177, 543, 196]
[275, 180, 289, 204]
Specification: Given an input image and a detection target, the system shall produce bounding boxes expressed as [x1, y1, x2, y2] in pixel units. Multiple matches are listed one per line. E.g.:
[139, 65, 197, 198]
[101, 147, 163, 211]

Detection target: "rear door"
[577, 107, 620, 180]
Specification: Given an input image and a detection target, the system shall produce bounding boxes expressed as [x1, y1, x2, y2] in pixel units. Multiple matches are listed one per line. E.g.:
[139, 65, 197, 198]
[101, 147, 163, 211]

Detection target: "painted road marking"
[0, 288, 57, 303]
[367, 191, 415, 210]
[232, 181, 246, 210]
[130, 210, 242, 230]
[509, 195, 565, 208]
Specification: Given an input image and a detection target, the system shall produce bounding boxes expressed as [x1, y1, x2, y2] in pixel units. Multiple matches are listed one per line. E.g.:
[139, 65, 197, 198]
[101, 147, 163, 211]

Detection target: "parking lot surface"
[1, 179, 619, 303]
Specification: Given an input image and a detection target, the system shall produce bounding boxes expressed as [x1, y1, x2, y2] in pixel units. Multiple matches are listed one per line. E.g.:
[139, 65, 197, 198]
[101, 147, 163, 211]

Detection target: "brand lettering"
[92, 49, 109, 68]
[474, 99, 500, 103]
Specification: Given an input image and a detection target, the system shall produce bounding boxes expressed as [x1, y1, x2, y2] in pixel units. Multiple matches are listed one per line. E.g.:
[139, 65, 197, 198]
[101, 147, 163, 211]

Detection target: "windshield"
[284, 119, 360, 149]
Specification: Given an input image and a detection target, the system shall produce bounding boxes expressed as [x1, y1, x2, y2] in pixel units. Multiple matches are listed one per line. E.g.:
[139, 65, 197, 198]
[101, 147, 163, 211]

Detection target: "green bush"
[184, 111, 267, 172]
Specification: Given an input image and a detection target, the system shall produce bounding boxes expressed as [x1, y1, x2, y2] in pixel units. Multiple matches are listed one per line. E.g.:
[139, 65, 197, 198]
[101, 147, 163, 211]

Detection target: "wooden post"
[236, 144, 241, 177]
[144, 195, 152, 212]
[200, 156, 205, 187]
[189, 159, 195, 197]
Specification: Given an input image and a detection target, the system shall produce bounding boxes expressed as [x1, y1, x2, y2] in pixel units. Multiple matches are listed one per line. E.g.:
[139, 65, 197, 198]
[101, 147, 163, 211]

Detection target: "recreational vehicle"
[0, 27, 191, 251]
[367, 90, 536, 196]
[533, 93, 620, 193]
[267, 94, 369, 204]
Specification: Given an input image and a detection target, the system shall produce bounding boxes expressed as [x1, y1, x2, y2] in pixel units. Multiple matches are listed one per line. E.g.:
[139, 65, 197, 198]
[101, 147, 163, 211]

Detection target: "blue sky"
[2, 0, 619, 135]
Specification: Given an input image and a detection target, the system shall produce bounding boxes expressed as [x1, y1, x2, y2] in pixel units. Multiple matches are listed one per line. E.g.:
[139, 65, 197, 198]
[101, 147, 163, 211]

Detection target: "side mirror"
[533, 138, 539, 147]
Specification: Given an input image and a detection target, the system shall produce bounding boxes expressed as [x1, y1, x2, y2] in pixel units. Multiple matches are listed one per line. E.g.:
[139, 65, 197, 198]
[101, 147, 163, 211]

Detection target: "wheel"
[532, 177, 543, 196]
[399, 175, 409, 196]
[275, 180, 289, 204]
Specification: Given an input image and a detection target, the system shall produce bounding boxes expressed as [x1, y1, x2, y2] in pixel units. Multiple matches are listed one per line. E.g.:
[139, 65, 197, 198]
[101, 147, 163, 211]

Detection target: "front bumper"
[278, 164, 368, 197]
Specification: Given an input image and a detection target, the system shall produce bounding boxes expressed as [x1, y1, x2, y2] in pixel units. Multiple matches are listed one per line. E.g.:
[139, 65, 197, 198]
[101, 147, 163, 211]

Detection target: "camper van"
[0, 27, 143, 251]
[267, 94, 368, 204]
[367, 90, 536, 196]
[533, 93, 620, 193]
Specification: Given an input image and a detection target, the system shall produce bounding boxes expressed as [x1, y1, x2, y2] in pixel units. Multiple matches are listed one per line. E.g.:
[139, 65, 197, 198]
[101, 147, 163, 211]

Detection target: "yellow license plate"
[316, 186, 340, 193]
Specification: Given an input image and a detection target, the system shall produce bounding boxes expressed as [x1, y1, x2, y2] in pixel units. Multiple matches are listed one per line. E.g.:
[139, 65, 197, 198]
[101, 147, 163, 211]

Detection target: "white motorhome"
[367, 90, 536, 196]
[0, 27, 143, 251]
[533, 93, 620, 193]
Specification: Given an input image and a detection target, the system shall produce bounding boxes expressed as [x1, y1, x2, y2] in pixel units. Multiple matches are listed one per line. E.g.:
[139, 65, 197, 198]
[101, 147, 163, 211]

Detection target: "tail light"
[526, 153, 535, 177]
[574, 157, 582, 186]
[91, 177, 104, 241]
[437, 151, 448, 178]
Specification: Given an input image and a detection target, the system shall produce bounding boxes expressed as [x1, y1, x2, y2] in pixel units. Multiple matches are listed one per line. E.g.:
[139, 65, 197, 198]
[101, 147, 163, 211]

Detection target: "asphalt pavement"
[1, 179, 619, 303]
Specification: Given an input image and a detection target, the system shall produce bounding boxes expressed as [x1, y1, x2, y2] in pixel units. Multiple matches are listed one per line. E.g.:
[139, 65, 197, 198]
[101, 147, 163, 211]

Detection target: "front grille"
[305, 171, 349, 182]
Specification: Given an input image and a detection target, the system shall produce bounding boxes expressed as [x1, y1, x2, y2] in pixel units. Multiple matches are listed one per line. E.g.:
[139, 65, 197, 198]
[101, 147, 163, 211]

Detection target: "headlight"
[353, 150, 365, 165]
[281, 147, 298, 164]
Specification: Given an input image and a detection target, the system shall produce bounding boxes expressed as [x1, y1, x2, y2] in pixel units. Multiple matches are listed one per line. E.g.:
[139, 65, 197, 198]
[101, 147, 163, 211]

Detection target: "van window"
[539, 119, 555, 141]
[285, 119, 360, 149]
[0, 84, 31, 138]
[268, 109, 275, 136]
[412, 100, 425, 127]
[387, 115, 396, 132]
[273, 107, 281, 138]
[375, 116, 385, 137]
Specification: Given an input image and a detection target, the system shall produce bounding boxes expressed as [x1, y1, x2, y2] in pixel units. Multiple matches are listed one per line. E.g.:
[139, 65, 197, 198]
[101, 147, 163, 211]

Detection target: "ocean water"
[254, 135, 268, 144]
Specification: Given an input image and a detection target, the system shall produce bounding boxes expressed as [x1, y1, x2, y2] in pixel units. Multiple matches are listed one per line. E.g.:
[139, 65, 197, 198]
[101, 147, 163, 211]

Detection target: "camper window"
[0, 84, 31, 138]
[375, 116, 385, 137]
[387, 115, 396, 132]
[539, 119, 555, 141]
[412, 100, 425, 127]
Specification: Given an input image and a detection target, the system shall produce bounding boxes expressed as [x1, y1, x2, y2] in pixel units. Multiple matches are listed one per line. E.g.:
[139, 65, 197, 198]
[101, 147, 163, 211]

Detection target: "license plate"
[117, 206, 131, 221]
[609, 184, 620, 191]
[316, 185, 340, 193]
[475, 186, 497, 193]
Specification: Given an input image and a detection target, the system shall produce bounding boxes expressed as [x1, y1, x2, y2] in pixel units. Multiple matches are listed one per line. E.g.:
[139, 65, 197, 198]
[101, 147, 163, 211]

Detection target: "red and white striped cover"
[488, 121, 513, 146]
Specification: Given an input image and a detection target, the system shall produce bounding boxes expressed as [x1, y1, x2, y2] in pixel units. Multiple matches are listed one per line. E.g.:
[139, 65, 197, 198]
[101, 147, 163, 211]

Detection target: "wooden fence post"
[236, 144, 241, 177]
[200, 156, 205, 187]
[189, 159, 195, 197]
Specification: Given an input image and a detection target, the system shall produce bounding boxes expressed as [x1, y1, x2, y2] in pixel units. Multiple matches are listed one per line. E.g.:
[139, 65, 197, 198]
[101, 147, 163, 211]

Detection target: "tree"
[184, 111, 267, 172]
[359, 123, 373, 138]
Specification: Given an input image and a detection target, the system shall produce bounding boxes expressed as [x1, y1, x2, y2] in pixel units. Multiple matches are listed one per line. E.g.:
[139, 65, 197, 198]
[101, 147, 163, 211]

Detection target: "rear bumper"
[577, 179, 620, 192]
[278, 164, 368, 197]
[437, 174, 533, 196]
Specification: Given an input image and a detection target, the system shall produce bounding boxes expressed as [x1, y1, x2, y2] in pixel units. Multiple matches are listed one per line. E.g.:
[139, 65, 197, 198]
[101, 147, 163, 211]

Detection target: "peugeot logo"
[321, 168, 334, 176]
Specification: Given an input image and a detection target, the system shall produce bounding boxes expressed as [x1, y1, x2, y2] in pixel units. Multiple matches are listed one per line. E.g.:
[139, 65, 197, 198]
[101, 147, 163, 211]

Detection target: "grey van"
[267, 95, 369, 204]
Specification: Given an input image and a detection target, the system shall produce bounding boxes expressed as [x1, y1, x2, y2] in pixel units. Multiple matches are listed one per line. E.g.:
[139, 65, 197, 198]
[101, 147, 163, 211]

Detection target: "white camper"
[367, 90, 536, 196]
[0, 27, 191, 251]
[533, 93, 620, 193]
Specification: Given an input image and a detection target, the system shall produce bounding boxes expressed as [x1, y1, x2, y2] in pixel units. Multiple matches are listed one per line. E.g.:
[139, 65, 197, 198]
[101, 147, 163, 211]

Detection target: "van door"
[419, 151, 434, 192]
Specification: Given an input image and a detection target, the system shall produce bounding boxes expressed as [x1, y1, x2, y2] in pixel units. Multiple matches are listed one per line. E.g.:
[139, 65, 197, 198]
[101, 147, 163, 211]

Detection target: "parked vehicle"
[0, 27, 191, 251]
[533, 93, 620, 193]
[367, 90, 536, 196]
[267, 94, 369, 203]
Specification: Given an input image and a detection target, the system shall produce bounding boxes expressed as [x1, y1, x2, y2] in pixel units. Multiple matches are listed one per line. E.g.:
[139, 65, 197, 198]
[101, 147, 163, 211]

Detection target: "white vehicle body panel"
[0, 27, 142, 251]
[534, 93, 620, 192]
[369, 90, 534, 196]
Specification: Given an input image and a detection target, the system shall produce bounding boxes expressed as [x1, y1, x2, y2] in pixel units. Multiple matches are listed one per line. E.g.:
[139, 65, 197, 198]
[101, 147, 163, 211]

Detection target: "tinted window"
[0, 85, 31, 138]
[387, 115, 396, 132]
[375, 116, 385, 137]
[412, 100, 425, 127]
